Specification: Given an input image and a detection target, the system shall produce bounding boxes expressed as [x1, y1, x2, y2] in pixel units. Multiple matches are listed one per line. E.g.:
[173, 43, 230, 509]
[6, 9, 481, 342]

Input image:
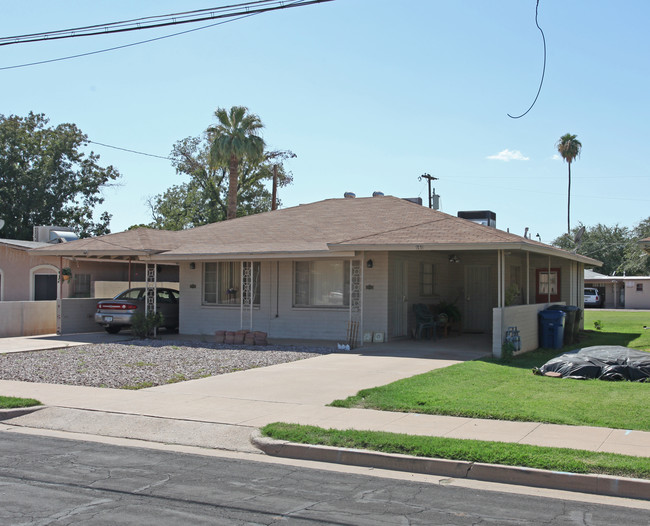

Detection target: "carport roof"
[31, 196, 601, 265]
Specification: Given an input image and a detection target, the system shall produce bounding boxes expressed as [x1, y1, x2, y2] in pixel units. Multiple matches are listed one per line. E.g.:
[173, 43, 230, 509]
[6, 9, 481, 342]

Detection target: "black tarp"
[534, 346, 650, 381]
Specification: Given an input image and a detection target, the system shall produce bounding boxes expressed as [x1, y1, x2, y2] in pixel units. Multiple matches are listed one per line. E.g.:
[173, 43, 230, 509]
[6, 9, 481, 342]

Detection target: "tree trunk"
[227, 155, 239, 220]
[567, 161, 572, 235]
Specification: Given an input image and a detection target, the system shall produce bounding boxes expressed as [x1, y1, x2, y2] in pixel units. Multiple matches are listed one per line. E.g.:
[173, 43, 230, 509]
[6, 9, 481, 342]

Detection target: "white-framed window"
[637, 283, 644, 292]
[203, 262, 260, 305]
[293, 260, 350, 308]
[420, 262, 434, 296]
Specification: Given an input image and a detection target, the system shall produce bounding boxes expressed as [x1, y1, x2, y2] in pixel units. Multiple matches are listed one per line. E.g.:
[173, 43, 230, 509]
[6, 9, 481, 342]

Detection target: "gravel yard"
[0, 340, 332, 389]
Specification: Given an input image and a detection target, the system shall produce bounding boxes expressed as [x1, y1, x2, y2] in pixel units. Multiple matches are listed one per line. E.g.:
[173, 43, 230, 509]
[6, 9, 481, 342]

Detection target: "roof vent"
[457, 211, 496, 228]
[343, 192, 356, 198]
[372, 191, 384, 197]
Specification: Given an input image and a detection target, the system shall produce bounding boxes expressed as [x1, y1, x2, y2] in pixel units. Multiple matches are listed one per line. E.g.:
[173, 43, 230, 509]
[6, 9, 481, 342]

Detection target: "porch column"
[526, 252, 530, 304]
[145, 263, 158, 337]
[240, 261, 253, 331]
[547, 256, 551, 303]
[348, 259, 362, 348]
[57, 256, 63, 335]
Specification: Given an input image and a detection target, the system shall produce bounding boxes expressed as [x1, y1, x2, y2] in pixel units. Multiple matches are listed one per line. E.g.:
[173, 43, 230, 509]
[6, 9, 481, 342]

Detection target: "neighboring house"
[0, 230, 178, 302]
[585, 269, 650, 310]
[584, 269, 622, 309]
[33, 195, 600, 352]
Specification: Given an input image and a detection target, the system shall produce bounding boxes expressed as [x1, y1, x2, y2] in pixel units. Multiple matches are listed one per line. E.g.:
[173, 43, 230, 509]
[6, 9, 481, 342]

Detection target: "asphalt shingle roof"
[30, 196, 600, 265]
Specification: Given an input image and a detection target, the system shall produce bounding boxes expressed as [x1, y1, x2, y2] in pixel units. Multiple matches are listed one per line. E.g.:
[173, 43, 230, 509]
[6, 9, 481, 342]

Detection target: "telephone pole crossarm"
[418, 173, 439, 209]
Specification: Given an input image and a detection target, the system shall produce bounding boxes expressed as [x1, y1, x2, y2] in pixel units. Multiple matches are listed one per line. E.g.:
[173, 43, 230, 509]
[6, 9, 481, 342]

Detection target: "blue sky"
[2, 0, 649, 243]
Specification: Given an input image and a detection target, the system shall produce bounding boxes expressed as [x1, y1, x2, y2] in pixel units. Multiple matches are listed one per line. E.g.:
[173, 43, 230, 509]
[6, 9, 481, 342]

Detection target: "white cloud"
[552, 154, 561, 161]
[486, 149, 530, 162]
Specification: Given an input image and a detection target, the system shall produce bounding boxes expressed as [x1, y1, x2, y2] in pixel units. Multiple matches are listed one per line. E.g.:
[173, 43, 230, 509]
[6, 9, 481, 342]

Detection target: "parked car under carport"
[95, 287, 179, 334]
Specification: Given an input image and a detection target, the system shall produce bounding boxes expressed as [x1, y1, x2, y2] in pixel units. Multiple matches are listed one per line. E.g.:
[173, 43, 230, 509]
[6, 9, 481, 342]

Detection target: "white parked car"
[584, 287, 602, 308]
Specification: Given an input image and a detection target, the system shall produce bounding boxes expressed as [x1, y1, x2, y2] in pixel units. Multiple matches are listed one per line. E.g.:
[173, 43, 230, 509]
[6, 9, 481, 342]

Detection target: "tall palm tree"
[556, 133, 582, 235]
[208, 106, 265, 220]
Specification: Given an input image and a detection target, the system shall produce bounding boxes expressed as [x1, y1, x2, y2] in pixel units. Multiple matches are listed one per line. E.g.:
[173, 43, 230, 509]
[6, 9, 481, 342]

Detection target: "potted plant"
[61, 267, 72, 282]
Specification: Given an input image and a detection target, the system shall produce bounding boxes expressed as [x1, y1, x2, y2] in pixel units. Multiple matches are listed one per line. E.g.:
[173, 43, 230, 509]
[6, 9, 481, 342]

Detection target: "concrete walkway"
[1, 332, 649, 460]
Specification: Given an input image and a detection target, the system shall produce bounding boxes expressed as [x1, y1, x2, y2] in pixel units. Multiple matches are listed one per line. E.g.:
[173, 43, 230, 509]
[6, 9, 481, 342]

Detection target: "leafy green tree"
[619, 217, 650, 276]
[556, 133, 582, 235]
[208, 106, 265, 220]
[552, 221, 650, 276]
[144, 135, 293, 230]
[0, 112, 119, 239]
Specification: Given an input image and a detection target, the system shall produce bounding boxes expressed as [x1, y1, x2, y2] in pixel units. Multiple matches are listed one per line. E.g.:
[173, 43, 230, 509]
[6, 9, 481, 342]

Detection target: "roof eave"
[153, 250, 358, 261]
[327, 241, 602, 266]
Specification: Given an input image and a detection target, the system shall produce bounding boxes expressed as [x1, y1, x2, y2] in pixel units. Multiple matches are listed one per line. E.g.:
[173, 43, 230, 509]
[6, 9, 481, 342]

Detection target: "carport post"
[145, 263, 157, 337]
[57, 256, 62, 335]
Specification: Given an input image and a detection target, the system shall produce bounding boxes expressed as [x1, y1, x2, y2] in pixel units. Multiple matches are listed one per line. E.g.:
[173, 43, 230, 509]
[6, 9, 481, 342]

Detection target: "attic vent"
[372, 191, 384, 197]
[343, 192, 356, 198]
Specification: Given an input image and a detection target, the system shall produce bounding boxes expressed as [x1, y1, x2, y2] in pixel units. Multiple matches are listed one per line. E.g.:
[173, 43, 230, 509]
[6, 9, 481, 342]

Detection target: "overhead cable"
[0, 0, 333, 71]
[0, 0, 333, 46]
[507, 0, 546, 119]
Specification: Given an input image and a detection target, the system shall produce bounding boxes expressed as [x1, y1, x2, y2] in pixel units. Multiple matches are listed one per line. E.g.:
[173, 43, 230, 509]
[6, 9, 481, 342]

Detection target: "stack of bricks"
[215, 330, 268, 346]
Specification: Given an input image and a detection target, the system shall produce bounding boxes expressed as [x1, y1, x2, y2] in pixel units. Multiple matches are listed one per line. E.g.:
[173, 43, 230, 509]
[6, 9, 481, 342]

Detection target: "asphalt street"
[1, 433, 648, 525]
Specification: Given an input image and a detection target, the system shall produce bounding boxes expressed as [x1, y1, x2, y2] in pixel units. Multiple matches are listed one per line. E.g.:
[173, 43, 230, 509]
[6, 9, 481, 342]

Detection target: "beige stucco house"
[0, 237, 178, 302]
[33, 195, 600, 355]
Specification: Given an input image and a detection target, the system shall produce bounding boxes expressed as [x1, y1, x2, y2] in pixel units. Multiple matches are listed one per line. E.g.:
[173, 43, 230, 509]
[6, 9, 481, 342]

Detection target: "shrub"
[131, 311, 164, 338]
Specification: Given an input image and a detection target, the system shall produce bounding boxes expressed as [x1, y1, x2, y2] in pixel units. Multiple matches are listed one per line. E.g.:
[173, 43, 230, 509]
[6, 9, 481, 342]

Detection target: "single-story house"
[585, 269, 650, 309]
[32, 195, 600, 355]
[0, 231, 178, 302]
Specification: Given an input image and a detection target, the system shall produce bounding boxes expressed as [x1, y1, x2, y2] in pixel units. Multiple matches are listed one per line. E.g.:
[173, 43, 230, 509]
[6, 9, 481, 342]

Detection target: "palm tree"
[208, 106, 265, 220]
[556, 133, 582, 235]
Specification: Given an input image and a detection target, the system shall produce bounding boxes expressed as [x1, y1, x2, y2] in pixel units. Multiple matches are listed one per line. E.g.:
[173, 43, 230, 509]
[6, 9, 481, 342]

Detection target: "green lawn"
[262, 423, 650, 480]
[331, 310, 650, 431]
[0, 396, 41, 409]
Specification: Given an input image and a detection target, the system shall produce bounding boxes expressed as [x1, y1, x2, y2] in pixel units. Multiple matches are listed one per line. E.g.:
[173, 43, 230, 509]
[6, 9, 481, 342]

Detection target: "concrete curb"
[0, 405, 45, 421]
[251, 431, 650, 501]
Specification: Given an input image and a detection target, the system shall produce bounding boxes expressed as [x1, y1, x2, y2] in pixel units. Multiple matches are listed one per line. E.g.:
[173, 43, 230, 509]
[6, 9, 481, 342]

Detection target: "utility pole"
[418, 173, 438, 209]
[272, 164, 278, 210]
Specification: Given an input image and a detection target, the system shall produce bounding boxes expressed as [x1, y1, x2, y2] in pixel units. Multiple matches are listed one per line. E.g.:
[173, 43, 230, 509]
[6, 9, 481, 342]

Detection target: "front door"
[391, 259, 408, 338]
[464, 265, 492, 333]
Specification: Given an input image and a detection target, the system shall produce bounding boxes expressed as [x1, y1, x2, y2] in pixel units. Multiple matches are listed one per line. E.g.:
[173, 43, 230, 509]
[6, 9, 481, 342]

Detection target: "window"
[637, 283, 644, 292]
[420, 262, 434, 296]
[203, 262, 260, 305]
[535, 268, 561, 303]
[294, 260, 350, 307]
[73, 273, 91, 297]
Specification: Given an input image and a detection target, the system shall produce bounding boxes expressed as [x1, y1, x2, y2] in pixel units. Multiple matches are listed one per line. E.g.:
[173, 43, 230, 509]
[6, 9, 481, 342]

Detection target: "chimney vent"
[372, 191, 384, 197]
[343, 192, 356, 199]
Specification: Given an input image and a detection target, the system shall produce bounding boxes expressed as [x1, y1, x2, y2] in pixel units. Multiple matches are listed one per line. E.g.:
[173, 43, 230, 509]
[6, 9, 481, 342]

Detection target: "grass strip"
[330, 312, 650, 431]
[0, 395, 41, 409]
[262, 422, 650, 480]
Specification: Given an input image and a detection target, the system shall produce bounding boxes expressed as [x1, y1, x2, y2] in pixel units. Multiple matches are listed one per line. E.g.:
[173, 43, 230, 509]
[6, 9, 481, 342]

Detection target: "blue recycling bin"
[538, 310, 566, 349]
[547, 305, 581, 345]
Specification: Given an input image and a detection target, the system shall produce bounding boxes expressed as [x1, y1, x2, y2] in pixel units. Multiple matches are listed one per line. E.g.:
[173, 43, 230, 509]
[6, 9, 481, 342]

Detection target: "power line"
[0, 1, 332, 46]
[0, 0, 333, 71]
[508, 0, 546, 119]
[88, 141, 171, 160]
